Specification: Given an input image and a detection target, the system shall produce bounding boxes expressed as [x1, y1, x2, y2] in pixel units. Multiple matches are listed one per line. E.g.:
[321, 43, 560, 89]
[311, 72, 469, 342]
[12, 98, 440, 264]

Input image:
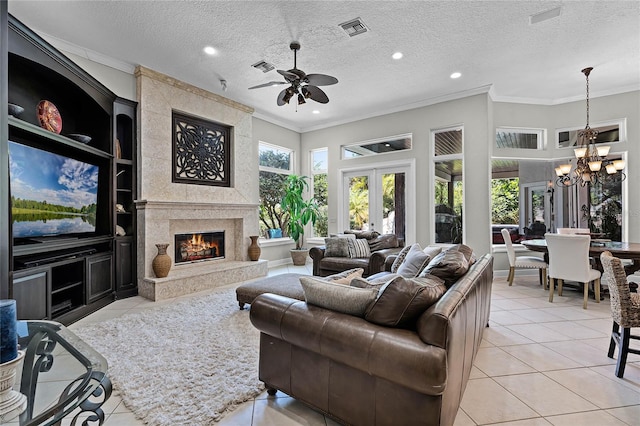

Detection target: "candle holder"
[0, 350, 27, 422]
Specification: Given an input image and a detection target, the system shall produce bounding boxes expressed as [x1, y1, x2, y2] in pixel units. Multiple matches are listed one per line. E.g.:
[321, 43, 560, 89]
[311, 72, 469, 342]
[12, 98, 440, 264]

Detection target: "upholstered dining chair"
[545, 233, 601, 309]
[502, 228, 547, 288]
[600, 251, 640, 378]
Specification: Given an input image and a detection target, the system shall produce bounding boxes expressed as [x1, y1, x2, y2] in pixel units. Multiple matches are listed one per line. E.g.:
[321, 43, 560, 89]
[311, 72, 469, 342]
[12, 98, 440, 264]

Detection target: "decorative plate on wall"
[36, 100, 62, 134]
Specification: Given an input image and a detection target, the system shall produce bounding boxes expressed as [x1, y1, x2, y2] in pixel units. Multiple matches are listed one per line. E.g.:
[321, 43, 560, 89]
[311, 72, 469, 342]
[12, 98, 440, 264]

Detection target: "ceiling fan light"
[301, 86, 311, 99]
[282, 91, 294, 104]
[298, 94, 306, 105]
[613, 159, 625, 170]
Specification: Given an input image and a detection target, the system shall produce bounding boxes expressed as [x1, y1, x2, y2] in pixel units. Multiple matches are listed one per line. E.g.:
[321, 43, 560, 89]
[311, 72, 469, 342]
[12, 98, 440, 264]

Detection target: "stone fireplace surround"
[135, 67, 267, 301]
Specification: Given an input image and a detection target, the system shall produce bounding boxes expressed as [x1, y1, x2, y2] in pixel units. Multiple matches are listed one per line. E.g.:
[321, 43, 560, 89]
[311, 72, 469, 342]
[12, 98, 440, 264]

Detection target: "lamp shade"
[606, 164, 617, 174]
[596, 145, 611, 156]
[588, 160, 602, 172]
[613, 159, 625, 170]
[574, 147, 588, 158]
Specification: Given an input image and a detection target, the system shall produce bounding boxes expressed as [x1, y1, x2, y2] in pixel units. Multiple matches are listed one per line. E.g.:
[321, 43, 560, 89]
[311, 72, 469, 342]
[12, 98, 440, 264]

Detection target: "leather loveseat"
[310, 233, 405, 277]
[250, 253, 493, 426]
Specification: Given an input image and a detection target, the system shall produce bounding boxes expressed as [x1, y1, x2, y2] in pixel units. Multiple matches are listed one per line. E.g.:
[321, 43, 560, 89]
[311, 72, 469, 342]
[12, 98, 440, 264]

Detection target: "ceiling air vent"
[339, 17, 368, 37]
[251, 60, 275, 73]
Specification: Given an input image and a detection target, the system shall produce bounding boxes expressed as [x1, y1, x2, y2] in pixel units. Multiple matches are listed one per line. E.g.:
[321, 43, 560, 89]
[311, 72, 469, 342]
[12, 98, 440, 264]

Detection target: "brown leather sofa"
[250, 253, 493, 426]
[309, 236, 404, 277]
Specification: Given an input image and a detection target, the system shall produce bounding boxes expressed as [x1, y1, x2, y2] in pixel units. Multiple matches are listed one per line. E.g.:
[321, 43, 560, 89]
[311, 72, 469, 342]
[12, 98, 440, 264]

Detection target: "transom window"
[495, 127, 545, 150]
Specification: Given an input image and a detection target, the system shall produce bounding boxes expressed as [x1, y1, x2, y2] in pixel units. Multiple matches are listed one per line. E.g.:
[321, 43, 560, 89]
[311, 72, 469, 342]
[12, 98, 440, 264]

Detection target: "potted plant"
[281, 174, 320, 265]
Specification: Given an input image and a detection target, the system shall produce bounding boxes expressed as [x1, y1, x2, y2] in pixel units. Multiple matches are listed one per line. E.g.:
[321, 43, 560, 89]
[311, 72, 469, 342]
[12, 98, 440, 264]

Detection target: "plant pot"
[290, 249, 309, 266]
[248, 236, 261, 261]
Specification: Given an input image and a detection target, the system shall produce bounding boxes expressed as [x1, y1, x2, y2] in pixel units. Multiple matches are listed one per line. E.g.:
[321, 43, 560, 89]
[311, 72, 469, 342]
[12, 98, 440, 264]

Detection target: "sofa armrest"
[385, 254, 398, 271]
[309, 246, 326, 276]
[369, 246, 404, 275]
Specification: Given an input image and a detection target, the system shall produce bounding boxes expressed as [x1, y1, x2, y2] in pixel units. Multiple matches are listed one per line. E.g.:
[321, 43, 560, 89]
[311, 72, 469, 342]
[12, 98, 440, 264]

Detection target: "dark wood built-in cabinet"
[3, 14, 137, 324]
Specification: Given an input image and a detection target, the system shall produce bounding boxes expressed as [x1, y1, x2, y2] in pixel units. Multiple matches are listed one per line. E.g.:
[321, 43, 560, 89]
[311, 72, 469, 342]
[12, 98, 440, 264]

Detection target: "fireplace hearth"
[175, 231, 225, 264]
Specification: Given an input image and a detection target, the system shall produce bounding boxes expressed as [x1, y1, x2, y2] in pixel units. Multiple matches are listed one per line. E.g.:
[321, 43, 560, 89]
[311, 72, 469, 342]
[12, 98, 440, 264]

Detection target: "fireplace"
[174, 231, 225, 264]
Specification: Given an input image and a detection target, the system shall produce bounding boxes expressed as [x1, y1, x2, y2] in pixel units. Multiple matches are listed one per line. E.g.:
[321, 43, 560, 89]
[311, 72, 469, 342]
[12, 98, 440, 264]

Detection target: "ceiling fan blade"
[305, 73, 338, 86]
[277, 89, 288, 106]
[277, 69, 299, 82]
[304, 85, 329, 104]
[248, 81, 287, 90]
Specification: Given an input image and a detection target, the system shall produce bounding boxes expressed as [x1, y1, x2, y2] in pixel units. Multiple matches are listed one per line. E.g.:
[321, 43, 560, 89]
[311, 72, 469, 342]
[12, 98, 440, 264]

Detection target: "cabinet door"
[13, 270, 49, 320]
[87, 254, 113, 303]
[115, 238, 135, 292]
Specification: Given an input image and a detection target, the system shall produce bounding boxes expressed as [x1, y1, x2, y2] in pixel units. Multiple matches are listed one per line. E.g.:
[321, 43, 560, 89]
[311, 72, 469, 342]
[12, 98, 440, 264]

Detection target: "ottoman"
[236, 273, 305, 309]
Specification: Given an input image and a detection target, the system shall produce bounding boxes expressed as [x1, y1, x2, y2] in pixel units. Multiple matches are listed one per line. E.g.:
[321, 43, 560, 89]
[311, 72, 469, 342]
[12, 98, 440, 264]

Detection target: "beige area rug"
[73, 285, 264, 425]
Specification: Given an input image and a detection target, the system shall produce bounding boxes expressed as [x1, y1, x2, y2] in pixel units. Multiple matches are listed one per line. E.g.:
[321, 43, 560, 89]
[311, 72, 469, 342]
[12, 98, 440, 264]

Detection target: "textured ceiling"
[8, 1, 640, 132]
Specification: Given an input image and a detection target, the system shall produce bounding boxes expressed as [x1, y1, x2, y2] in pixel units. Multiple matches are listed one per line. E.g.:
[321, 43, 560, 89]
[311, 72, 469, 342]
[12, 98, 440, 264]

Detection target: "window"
[311, 148, 328, 237]
[258, 142, 293, 238]
[342, 133, 412, 159]
[495, 127, 545, 150]
[556, 119, 625, 149]
[433, 127, 463, 243]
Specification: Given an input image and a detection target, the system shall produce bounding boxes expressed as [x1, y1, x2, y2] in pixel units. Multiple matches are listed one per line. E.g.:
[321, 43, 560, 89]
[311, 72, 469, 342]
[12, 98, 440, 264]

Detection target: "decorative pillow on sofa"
[324, 237, 350, 257]
[390, 245, 412, 273]
[396, 244, 432, 278]
[344, 230, 380, 240]
[419, 248, 469, 287]
[350, 273, 401, 289]
[422, 246, 443, 260]
[367, 234, 400, 252]
[347, 238, 371, 258]
[324, 267, 365, 285]
[364, 275, 447, 328]
[300, 276, 378, 317]
[452, 244, 475, 265]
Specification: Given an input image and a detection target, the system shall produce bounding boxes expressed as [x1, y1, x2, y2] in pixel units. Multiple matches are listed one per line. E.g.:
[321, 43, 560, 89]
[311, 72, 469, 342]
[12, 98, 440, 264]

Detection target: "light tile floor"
[10, 267, 640, 426]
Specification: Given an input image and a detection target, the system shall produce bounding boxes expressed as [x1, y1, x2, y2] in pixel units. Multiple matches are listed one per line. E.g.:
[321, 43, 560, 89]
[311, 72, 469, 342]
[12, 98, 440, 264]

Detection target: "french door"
[341, 163, 414, 242]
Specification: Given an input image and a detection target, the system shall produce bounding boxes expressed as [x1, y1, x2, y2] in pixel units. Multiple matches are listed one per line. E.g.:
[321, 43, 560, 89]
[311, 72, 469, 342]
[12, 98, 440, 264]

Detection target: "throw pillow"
[300, 276, 378, 317]
[367, 234, 399, 252]
[344, 230, 381, 240]
[350, 273, 401, 289]
[324, 237, 350, 257]
[325, 268, 365, 285]
[347, 238, 371, 258]
[396, 243, 431, 278]
[390, 245, 412, 273]
[422, 246, 443, 260]
[364, 275, 447, 328]
[419, 248, 469, 287]
[329, 233, 357, 240]
[451, 244, 473, 263]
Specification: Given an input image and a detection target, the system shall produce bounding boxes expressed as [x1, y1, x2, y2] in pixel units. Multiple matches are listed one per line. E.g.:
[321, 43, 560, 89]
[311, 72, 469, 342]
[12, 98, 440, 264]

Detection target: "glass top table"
[15, 320, 111, 426]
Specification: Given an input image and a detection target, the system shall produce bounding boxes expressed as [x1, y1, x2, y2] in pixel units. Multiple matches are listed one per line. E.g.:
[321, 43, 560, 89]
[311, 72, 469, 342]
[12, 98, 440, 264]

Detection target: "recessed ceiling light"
[392, 52, 403, 60]
[203, 46, 217, 55]
[312, 110, 320, 114]
[450, 72, 462, 79]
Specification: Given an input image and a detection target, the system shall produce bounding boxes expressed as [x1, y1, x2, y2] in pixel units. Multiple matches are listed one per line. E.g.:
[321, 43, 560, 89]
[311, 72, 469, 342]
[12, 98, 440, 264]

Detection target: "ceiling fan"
[249, 42, 338, 106]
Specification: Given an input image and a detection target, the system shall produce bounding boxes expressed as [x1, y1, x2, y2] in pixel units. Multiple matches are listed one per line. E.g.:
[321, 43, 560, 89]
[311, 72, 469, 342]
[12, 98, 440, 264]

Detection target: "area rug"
[72, 285, 264, 425]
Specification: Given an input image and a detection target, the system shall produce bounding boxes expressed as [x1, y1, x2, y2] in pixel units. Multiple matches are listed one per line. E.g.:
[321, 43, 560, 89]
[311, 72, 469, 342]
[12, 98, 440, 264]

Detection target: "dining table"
[521, 238, 640, 277]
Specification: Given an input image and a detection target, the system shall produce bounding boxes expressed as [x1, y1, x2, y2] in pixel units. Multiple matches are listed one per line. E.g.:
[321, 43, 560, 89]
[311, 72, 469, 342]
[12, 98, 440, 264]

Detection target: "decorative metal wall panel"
[172, 111, 231, 186]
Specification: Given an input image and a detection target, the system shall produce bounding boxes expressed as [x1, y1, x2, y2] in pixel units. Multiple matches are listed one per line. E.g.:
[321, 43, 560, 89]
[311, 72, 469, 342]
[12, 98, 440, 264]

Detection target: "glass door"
[342, 166, 409, 240]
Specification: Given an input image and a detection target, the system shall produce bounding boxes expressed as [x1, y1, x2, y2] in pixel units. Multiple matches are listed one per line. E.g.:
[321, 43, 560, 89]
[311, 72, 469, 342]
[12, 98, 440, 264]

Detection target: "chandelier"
[555, 67, 626, 187]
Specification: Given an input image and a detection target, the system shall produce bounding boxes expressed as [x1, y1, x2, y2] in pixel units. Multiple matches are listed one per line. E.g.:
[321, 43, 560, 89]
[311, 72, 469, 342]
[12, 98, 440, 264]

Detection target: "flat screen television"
[8, 141, 100, 241]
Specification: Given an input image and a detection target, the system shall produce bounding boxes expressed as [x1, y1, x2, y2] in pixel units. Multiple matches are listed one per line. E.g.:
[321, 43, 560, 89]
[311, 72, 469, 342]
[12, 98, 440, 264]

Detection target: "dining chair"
[502, 228, 547, 288]
[600, 251, 640, 378]
[545, 233, 601, 309]
[557, 228, 591, 235]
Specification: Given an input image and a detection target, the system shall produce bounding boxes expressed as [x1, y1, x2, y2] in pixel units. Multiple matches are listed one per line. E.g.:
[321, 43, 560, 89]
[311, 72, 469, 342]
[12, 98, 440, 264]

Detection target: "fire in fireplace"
[174, 231, 225, 264]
